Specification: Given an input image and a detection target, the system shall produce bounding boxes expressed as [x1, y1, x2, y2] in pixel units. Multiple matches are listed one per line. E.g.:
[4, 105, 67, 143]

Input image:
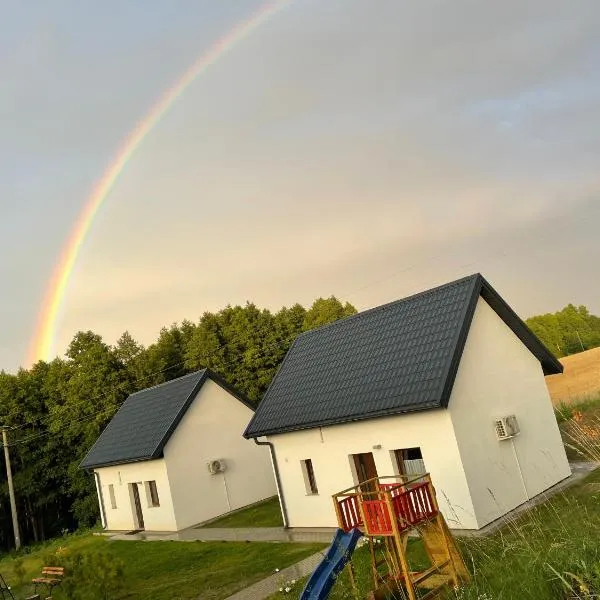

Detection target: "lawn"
[0, 532, 323, 600]
[201, 496, 283, 528]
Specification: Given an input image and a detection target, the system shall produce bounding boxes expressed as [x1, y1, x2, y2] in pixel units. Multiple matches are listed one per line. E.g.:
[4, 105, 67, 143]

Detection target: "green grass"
[201, 496, 283, 528]
[454, 468, 600, 599]
[0, 531, 323, 600]
[555, 393, 600, 424]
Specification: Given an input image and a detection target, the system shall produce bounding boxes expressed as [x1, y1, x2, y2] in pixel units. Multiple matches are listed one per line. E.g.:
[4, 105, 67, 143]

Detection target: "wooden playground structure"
[332, 474, 469, 600]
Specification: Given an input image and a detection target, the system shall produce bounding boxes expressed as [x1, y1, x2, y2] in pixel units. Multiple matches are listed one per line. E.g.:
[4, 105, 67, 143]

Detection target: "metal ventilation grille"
[495, 419, 507, 439]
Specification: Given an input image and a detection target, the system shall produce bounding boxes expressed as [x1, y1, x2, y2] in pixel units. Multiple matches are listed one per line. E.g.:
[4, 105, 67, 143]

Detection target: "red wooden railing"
[334, 476, 438, 535]
[392, 482, 436, 531]
[338, 495, 363, 532]
[363, 500, 393, 535]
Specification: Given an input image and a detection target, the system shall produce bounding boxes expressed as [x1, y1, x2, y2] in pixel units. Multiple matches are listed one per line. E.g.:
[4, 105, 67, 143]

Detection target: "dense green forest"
[525, 304, 600, 357]
[0, 297, 355, 550]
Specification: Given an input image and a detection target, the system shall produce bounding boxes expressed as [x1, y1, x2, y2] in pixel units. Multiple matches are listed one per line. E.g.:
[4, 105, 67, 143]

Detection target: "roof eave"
[244, 400, 443, 438]
[80, 454, 163, 471]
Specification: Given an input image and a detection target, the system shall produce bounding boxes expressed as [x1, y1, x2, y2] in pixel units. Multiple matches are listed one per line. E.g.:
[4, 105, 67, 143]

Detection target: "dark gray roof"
[81, 369, 253, 469]
[244, 274, 562, 438]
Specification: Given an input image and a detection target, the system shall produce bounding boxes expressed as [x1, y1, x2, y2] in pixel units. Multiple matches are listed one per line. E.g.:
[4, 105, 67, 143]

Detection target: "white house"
[244, 274, 571, 531]
[81, 369, 276, 532]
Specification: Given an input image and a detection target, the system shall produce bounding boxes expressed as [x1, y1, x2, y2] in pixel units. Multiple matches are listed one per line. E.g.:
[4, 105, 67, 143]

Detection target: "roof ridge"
[294, 273, 481, 340]
[128, 368, 206, 396]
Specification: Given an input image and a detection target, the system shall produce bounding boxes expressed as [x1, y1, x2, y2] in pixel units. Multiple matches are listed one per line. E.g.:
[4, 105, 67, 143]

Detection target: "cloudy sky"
[1, 0, 599, 372]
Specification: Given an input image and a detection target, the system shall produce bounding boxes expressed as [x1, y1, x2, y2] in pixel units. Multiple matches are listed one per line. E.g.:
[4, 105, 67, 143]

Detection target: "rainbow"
[27, 0, 288, 365]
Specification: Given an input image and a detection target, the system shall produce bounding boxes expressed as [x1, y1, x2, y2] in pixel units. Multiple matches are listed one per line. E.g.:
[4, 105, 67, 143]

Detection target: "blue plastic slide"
[299, 528, 362, 600]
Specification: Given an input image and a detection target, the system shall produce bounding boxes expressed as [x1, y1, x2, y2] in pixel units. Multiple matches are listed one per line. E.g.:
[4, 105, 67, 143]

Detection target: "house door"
[131, 483, 145, 530]
[352, 452, 379, 492]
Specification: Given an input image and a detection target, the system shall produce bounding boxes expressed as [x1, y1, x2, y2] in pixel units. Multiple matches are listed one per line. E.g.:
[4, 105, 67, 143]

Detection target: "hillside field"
[545, 346, 600, 404]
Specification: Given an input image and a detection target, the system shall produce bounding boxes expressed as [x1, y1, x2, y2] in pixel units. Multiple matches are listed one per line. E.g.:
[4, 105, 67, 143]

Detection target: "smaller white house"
[81, 369, 276, 532]
[244, 274, 571, 531]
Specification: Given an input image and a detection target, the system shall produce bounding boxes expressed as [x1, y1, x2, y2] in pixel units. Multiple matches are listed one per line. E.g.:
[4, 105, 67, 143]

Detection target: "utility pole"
[2, 427, 21, 550]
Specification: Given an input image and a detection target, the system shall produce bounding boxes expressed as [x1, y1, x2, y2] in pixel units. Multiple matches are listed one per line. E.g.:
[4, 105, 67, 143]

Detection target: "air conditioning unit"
[494, 415, 520, 441]
[207, 459, 226, 475]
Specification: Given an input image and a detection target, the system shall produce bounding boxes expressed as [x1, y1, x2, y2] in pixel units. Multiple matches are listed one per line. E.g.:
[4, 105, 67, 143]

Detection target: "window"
[108, 484, 117, 509]
[301, 459, 319, 495]
[393, 447, 426, 476]
[145, 480, 160, 507]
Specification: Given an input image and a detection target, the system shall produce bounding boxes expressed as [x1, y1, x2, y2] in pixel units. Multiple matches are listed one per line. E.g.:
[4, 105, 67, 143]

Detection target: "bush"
[39, 545, 125, 600]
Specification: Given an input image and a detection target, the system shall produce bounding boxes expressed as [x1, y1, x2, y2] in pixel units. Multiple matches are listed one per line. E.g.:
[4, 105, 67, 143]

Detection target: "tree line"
[0, 297, 355, 550]
[525, 304, 600, 358]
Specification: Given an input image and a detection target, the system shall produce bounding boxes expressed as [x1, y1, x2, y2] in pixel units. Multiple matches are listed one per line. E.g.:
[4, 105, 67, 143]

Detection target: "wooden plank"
[410, 561, 450, 586]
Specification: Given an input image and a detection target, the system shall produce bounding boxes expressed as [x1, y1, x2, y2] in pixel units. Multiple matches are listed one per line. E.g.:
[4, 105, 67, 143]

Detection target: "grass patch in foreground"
[0, 532, 322, 600]
[202, 496, 283, 528]
[455, 468, 600, 599]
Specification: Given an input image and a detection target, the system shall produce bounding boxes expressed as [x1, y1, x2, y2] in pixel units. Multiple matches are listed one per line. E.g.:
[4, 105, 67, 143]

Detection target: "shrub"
[41, 545, 125, 600]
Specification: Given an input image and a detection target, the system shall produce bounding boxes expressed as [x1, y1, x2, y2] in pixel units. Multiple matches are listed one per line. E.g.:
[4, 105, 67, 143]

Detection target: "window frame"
[301, 459, 319, 495]
[145, 480, 160, 508]
[392, 447, 425, 477]
[108, 484, 117, 510]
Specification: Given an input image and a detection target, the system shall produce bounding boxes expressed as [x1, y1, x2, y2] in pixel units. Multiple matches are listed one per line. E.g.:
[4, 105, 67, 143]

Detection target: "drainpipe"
[93, 472, 107, 529]
[254, 438, 289, 528]
[511, 438, 529, 502]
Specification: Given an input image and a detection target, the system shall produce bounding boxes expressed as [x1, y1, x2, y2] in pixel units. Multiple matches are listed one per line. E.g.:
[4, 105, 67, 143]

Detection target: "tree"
[303, 297, 357, 331]
[113, 331, 145, 386]
[526, 304, 600, 357]
[139, 325, 187, 386]
[48, 332, 131, 525]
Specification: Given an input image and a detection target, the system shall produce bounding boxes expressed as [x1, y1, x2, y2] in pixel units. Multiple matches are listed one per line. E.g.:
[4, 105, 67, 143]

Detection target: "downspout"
[93, 471, 107, 529]
[254, 438, 289, 528]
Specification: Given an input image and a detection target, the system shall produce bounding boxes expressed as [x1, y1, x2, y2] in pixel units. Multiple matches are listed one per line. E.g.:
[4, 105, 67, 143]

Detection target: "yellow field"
[545, 346, 600, 404]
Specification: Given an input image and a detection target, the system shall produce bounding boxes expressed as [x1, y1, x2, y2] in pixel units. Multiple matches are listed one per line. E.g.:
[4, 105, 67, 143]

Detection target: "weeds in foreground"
[555, 394, 600, 424]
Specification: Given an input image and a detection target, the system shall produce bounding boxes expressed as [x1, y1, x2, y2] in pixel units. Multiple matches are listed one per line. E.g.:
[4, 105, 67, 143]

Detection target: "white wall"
[95, 459, 177, 532]
[269, 409, 479, 529]
[164, 379, 277, 530]
[449, 297, 571, 528]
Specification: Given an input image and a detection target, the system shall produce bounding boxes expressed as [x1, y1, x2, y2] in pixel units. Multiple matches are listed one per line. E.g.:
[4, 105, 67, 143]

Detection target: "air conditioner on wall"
[494, 415, 520, 441]
[207, 459, 226, 475]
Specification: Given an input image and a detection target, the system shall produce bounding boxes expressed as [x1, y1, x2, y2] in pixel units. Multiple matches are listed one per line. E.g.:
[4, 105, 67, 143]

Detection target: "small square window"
[145, 481, 160, 507]
[393, 447, 425, 477]
[301, 459, 319, 495]
[108, 484, 117, 509]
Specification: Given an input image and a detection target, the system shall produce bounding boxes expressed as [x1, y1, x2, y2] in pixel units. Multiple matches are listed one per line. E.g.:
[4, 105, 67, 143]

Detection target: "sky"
[1, 0, 599, 372]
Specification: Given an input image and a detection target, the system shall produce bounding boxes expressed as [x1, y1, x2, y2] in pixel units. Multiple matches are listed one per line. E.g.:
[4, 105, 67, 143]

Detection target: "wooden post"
[2, 427, 20, 550]
[332, 495, 344, 530]
[346, 561, 359, 598]
[384, 488, 416, 600]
